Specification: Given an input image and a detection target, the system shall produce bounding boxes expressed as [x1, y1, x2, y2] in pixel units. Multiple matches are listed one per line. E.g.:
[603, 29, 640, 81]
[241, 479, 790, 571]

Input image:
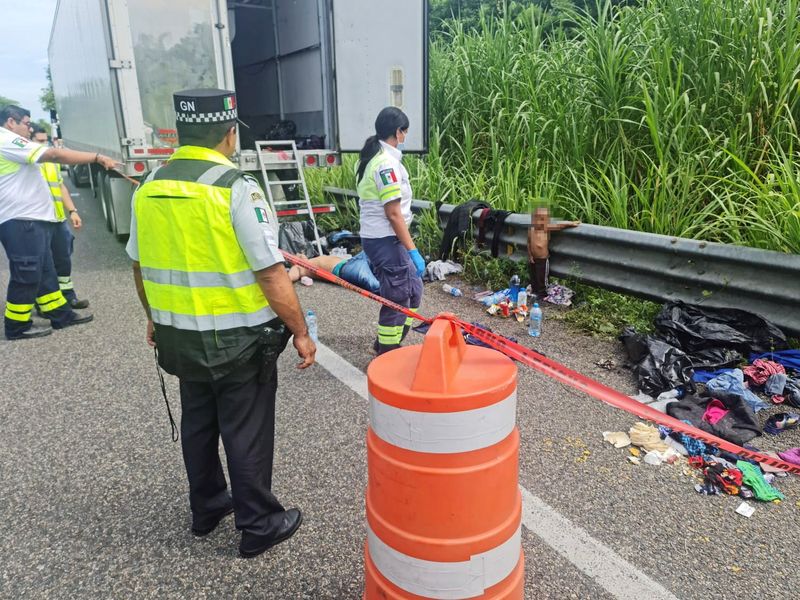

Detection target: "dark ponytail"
[356, 106, 410, 183]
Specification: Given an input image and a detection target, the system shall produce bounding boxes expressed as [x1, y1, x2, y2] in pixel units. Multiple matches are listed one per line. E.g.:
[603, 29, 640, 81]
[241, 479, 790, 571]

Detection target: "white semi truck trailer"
[49, 0, 429, 239]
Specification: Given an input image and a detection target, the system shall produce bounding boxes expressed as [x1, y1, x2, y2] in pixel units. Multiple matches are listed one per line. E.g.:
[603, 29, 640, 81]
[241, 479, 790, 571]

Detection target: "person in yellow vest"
[31, 125, 89, 309]
[0, 104, 117, 340]
[126, 89, 315, 558]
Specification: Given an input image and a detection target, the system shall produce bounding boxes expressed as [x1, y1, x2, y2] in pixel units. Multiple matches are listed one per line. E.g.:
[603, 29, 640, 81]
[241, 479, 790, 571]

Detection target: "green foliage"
[40, 67, 56, 113]
[560, 282, 660, 338]
[0, 95, 20, 107]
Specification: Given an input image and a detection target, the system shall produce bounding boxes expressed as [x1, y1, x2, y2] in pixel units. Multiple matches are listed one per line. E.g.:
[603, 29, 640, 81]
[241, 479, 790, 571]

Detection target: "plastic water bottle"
[509, 275, 521, 303]
[442, 283, 463, 297]
[481, 288, 511, 307]
[517, 289, 528, 309]
[528, 303, 543, 337]
[305, 310, 318, 342]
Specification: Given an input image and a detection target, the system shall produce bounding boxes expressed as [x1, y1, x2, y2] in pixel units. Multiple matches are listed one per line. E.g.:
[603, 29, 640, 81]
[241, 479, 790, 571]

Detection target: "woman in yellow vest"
[357, 107, 424, 355]
[32, 125, 89, 309]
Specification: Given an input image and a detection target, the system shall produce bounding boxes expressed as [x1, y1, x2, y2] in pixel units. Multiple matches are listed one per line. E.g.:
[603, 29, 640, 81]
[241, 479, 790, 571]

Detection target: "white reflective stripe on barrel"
[369, 391, 516, 454]
[367, 524, 521, 599]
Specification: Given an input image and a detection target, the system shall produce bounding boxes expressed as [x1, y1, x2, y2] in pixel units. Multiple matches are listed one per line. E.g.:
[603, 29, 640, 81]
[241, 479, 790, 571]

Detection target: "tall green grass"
[312, 0, 800, 254]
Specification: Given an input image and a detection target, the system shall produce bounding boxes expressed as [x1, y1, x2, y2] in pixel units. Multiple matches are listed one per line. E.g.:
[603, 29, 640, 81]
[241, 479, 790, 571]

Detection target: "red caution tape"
[282, 251, 800, 476]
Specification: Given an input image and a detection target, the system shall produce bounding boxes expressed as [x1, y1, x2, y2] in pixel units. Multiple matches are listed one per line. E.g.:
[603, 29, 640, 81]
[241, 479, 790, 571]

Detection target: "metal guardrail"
[323, 187, 800, 335]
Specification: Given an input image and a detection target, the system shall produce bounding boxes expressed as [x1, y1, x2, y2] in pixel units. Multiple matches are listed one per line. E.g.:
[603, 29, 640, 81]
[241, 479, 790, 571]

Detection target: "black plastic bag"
[278, 222, 326, 258]
[686, 347, 742, 371]
[620, 328, 695, 396]
[654, 301, 788, 355]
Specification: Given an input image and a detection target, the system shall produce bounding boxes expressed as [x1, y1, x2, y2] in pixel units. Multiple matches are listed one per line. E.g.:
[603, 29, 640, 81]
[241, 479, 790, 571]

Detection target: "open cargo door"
[331, 0, 428, 153]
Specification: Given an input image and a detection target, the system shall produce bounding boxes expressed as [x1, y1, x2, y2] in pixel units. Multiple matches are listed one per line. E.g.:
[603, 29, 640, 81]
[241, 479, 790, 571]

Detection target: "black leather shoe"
[69, 298, 90, 310]
[6, 323, 52, 340]
[239, 508, 302, 558]
[192, 504, 234, 537]
[64, 310, 94, 327]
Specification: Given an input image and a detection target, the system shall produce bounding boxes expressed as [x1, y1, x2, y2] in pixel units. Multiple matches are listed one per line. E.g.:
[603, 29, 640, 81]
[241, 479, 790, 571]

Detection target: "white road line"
[313, 340, 680, 600]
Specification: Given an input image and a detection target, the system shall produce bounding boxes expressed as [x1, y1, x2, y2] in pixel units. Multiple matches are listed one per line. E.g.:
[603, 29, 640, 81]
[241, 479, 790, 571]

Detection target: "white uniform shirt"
[358, 141, 413, 239]
[126, 174, 284, 272]
[0, 127, 56, 225]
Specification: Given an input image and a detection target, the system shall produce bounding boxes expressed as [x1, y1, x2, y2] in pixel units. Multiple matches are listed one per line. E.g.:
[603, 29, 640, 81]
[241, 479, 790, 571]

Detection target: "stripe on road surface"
[313, 340, 680, 600]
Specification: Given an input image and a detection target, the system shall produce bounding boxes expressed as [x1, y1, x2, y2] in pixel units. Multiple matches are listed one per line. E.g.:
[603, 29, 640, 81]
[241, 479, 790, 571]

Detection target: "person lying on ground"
[287, 251, 380, 294]
[527, 206, 580, 298]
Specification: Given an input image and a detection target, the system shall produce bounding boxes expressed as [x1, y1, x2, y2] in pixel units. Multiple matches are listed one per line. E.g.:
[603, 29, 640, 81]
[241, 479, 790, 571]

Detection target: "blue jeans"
[51, 221, 77, 303]
[0, 219, 75, 337]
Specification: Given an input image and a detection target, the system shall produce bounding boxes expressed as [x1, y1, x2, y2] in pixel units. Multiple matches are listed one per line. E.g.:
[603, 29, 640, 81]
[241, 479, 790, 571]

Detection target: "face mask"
[397, 142, 405, 151]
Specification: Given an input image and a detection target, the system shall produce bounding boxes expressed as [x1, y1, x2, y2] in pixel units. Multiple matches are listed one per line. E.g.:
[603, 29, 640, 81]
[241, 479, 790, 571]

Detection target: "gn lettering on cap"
[173, 88, 238, 124]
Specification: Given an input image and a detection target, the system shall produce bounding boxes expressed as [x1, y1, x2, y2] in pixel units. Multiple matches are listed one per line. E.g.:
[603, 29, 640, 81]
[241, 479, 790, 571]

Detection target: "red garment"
[703, 399, 729, 425]
[743, 359, 785, 386]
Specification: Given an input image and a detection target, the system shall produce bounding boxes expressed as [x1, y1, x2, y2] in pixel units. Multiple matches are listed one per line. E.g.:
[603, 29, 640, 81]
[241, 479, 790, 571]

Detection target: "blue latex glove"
[408, 248, 425, 278]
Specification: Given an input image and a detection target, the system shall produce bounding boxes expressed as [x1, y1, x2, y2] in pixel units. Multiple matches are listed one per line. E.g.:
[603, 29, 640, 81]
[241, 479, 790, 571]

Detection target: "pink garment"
[703, 399, 729, 425]
[777, 447, 800, 466]
[702, 399, 729, 425]
[743, 359, 785, 386]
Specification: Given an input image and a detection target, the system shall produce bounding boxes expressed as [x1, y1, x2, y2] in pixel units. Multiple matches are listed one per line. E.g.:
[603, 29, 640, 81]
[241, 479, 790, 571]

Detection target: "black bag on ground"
[620, 327, 695, 396]
[653, 301, 788, 355]
[686, 347, 742, 371]
[278, 221, 326, 259]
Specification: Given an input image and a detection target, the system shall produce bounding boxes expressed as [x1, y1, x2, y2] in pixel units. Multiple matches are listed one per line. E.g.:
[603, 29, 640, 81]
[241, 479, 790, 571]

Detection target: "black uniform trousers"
[179, 357, 285, 537]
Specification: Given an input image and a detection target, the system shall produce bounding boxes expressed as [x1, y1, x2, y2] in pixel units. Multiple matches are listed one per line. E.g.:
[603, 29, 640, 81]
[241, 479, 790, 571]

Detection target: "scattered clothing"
[749, 350, 800, 374]
[675, 421, 708, 456]
[765, 373, 788, 396]
[692, 369, 736, 384]
[736, 460, 784, 501]
[705, 369, 769, 413]
[543, 283, 574, 307]
[763, 413, 800, 435]
[777, 447, 800, 466]
[743, 359, 785, 387]
[702, 399, 729, 425]
[783, 378, 800, 408]
[689, 455, 743, 496]
[423, 260, 463, 282]
[667, 394, 761, 446]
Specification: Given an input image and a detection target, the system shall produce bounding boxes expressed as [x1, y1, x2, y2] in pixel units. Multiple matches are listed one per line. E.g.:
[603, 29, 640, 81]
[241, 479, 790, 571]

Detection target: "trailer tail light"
[305, 155, 317, 167]
[133, 162, 146, 173]
[326, 154, 338, 166]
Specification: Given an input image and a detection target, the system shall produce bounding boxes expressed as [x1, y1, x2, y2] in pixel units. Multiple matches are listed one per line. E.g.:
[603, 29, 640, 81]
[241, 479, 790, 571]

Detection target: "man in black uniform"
[127, 89, 315, 558]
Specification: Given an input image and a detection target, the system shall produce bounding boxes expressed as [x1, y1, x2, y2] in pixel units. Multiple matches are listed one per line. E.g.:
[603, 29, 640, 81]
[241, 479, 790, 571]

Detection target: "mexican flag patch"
[224, 96, 236, 110]
[379, 168, 397, 186]
[255, 207, 269, 223]
[11, 137, 28, 148]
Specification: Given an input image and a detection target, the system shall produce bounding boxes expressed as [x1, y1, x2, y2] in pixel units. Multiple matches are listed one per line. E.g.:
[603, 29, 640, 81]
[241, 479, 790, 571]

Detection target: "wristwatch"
[69, 209, 78, 215]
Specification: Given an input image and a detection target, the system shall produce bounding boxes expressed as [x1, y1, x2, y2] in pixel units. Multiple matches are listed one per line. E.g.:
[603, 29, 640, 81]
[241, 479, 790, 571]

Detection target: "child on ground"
[527, 206, 580, 298]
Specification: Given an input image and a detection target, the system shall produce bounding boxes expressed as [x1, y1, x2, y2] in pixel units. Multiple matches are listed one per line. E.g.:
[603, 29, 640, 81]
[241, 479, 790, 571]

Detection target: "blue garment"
[750, 350, 800, 374]
[337, 251, 380, 294]
[678, 420, 707, 456]
[705, 369, 770, 413]
[692, 368, 736, 384]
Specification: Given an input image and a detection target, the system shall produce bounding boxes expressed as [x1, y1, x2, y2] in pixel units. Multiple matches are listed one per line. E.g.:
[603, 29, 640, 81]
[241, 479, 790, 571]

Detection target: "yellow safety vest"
[134, 145, 275, 334]
[40, 161, 65, 221]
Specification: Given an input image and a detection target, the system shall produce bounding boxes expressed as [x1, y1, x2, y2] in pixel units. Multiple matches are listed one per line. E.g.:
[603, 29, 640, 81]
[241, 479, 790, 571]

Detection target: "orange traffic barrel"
[364, 317, 524, 599]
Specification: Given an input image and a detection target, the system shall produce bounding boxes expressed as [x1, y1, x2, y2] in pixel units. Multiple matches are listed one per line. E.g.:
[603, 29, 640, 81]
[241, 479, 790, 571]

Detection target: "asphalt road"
[1, 182, 799, 599]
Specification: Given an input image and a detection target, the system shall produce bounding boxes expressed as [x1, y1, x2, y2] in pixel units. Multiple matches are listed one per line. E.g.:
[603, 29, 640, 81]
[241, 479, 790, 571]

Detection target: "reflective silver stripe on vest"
[47, 181, 60, 189]
[367, 524, 521, 599]
[141, 266, 257, 289]
[196, 164, 235, 186]
[369, 391, 517, 454]
[150, 306, 276, 331]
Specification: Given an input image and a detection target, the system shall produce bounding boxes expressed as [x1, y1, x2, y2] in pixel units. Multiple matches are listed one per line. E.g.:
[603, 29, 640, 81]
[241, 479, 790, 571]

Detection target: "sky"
[0, 0, 58, 122]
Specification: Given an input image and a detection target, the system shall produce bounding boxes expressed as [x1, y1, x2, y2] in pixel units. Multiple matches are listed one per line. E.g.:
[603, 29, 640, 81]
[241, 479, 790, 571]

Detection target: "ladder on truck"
[255, 140, 336, 256]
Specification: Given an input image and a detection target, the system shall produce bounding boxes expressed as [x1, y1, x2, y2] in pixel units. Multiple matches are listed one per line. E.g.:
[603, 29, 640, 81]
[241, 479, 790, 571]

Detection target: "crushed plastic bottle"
[442, 283, 463, 297]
